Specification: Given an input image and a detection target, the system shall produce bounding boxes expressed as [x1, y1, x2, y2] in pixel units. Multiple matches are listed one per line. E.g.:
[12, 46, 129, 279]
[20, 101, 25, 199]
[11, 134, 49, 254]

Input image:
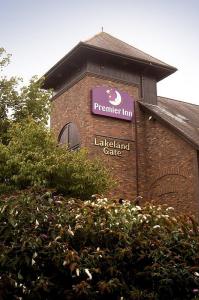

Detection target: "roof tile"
[84, 32, 174, 69]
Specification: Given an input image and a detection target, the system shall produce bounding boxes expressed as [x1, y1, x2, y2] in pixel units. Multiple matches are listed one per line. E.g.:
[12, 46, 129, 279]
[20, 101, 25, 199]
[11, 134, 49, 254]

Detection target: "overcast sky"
[1, 0, 199, 104]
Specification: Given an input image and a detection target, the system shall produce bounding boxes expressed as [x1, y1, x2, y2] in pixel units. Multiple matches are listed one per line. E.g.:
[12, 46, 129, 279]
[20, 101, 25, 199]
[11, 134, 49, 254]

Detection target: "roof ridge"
[83, 31, 103, 43]
[158, 96, 199, 107]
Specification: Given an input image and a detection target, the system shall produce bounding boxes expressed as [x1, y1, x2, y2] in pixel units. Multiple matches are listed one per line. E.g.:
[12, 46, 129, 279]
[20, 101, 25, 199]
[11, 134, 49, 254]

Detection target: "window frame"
[58, 122, 80, 150]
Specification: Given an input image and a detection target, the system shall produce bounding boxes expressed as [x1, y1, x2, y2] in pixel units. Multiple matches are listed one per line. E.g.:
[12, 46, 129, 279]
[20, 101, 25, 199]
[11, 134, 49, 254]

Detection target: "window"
[197, 151, 199, 174]
[58, 122, 80, 150]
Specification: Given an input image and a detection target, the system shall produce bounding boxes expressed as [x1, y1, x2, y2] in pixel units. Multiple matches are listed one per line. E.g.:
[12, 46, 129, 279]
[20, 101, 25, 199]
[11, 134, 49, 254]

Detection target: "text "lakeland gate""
[94, 137, 130, 157]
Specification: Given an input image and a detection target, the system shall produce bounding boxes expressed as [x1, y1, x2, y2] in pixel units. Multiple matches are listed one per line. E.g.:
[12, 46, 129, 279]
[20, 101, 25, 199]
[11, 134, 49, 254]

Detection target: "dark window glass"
[58, 122, 80, 150]
[197, 151, 199, 171]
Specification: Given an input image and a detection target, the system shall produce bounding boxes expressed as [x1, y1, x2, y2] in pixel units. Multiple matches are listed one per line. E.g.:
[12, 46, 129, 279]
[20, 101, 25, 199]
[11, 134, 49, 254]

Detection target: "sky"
[0, 0, 199, 104]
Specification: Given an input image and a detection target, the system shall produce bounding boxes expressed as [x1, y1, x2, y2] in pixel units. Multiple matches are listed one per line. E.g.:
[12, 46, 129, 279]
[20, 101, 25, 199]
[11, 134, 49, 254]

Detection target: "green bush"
[0, 119, 112, 199]
[0, 191, 199, 299]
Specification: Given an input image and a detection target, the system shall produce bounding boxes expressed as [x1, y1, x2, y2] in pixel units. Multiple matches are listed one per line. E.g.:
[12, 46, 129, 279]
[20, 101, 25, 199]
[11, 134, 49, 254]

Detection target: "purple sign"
[91, 86, 134, 121]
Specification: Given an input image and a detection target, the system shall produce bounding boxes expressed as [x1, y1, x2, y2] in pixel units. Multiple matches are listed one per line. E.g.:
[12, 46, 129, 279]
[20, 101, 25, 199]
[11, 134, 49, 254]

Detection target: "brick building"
[43, 32, 199, 216]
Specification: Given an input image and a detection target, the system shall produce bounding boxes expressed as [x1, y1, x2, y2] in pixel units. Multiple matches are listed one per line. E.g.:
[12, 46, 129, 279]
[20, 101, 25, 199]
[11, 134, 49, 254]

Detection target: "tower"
[43, 32, 199, 210]
[43, 32, 176, 200]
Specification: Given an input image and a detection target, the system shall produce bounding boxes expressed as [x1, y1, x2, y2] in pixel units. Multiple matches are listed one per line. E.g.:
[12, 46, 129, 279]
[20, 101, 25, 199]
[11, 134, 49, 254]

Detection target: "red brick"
[51, 73, 199, 216]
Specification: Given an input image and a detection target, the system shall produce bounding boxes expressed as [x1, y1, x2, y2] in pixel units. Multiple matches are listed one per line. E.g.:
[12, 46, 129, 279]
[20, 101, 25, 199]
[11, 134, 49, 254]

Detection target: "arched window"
[58, 122, 80, 150]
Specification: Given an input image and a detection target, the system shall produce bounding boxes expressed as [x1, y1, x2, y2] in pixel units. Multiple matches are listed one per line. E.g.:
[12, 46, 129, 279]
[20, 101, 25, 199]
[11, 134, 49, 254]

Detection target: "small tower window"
[58, 122, 80, 150]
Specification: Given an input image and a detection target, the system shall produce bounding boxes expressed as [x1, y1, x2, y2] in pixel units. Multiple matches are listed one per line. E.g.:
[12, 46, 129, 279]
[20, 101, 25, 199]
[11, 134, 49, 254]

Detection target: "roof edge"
[158, 96, 199, 107]
[43, 42, 83, 80]
[81, 42, 177, 72]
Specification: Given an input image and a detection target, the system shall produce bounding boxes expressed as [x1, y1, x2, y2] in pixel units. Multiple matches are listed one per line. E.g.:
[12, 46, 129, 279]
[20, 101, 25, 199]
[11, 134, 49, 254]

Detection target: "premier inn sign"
[91, 86, 134, 121]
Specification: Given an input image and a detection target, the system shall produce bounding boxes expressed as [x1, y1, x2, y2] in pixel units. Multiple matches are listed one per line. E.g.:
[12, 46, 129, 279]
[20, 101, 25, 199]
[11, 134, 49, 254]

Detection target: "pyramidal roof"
[43, 32, 177, 89]
[84, 32, 174, 69]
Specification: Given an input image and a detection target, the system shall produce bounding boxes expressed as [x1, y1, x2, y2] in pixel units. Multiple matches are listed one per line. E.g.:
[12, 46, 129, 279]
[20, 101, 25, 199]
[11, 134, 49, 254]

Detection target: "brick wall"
[51, 73, 199, 216]
[142, 114, 199, 216]
[51, 74, 139, 200]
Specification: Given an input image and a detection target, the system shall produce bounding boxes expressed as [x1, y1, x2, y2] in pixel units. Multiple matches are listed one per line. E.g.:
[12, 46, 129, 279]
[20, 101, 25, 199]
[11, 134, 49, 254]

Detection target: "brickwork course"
[44, 32, 199, 217]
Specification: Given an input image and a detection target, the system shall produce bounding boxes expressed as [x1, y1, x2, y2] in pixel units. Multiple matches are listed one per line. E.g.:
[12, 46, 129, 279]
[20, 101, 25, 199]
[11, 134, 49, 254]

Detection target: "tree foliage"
[0, 191, 199, 299]
[0, 119, 112, 198]
[0, 48, 112, 198]
[0, 48, 51, 145]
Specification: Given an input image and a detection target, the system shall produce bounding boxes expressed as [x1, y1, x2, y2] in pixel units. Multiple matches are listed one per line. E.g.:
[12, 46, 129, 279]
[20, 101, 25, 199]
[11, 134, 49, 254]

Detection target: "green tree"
[0, 117, 112, 198]
[0, 48, 113, 198]
[0, 48, 18, 144]
[0, 48, 51, 144]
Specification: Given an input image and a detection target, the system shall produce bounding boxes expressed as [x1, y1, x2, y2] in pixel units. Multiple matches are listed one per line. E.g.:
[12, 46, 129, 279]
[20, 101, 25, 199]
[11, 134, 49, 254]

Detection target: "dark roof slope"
[139, 97, 199, 149]
[84, 32, 174, 70]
